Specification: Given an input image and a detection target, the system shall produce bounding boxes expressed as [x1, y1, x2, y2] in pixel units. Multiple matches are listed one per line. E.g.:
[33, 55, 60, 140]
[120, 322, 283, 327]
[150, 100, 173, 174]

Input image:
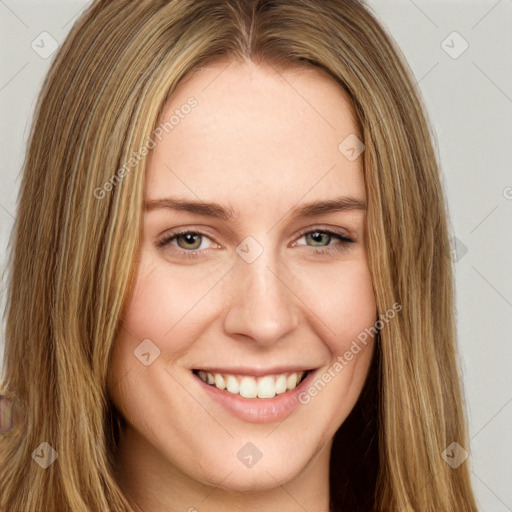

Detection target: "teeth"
[196, 370, 308, 399]
[226, 375, 239, 394]
[214, 374, 226, 390]
[239, 377, 258, 399]
[275, 374, 287, 394]
[257, 375, 275, 399]
[287, 373, 298, 390]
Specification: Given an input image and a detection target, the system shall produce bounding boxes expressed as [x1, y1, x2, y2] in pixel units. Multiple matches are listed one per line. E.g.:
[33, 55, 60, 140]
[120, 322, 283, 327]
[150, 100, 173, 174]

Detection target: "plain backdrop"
[1, 1, 511, 510]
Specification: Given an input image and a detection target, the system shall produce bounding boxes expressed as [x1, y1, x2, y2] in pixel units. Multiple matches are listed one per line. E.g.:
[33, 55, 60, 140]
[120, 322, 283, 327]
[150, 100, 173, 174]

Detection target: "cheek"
[118, 254, 220, 347]
[123, 256, 181, 338]
[294, 259, 377, 353]
[289, 261, 377, 447]
[107, 257, 181, 397]
[107, 252, 226, 397]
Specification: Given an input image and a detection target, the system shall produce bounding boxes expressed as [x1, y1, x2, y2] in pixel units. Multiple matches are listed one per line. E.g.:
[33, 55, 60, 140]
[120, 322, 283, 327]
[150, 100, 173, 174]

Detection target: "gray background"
[1, 1, 511, 510]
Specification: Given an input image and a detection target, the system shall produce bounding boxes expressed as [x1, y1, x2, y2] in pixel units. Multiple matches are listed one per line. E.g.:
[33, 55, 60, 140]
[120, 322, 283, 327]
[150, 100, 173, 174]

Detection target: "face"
[108, 59, 377, 497]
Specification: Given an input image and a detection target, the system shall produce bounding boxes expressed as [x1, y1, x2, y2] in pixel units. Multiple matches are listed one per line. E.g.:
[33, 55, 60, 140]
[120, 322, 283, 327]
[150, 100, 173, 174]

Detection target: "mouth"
[192, 369, 311, 399]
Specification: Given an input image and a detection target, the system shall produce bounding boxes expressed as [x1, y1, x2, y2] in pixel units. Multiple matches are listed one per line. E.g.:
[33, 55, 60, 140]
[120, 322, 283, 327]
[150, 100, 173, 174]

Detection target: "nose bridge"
[222, 241, 300, 344]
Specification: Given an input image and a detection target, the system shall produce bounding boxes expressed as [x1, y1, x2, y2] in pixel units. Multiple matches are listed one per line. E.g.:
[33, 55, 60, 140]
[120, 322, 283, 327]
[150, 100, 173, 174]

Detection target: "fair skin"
[108, 59, 377, 512]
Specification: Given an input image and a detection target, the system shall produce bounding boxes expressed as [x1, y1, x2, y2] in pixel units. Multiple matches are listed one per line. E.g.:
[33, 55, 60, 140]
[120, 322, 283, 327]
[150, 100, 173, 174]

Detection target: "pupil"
[180, 233, 200, 249]
[310, 232, 329, 246]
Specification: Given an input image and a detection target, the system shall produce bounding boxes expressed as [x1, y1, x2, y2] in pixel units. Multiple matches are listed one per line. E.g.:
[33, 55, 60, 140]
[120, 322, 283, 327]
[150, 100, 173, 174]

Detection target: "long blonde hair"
[0, 1, 478, 510]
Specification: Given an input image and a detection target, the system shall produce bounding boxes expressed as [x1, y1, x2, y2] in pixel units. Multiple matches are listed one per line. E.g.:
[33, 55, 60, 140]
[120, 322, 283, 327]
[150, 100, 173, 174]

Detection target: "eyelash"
[156, 228, 355, 260]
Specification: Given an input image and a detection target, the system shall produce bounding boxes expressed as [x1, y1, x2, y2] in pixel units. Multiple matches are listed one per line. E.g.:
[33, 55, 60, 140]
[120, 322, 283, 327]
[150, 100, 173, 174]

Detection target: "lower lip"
[193, 371, 316, 424]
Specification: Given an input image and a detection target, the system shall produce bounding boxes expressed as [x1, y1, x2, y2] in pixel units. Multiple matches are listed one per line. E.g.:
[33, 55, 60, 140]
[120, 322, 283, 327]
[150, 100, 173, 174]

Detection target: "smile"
[193, 370, 310, 399]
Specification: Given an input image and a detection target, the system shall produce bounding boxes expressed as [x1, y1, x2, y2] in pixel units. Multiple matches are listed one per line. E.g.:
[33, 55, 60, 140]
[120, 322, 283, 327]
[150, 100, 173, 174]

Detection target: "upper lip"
[192, 366, 316, 376]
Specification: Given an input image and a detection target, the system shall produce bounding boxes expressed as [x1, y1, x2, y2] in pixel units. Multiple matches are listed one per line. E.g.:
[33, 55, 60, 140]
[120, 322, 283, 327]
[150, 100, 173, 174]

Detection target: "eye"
[293, 228, 355, 254]
[156, 227, 355, 260]
[156, 230, 216, 258]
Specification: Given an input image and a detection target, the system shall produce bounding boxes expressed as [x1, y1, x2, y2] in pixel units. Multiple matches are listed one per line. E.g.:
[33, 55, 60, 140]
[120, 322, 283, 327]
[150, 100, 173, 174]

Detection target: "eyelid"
[292, 226, 355, 245]
[156, 228, 218, 251]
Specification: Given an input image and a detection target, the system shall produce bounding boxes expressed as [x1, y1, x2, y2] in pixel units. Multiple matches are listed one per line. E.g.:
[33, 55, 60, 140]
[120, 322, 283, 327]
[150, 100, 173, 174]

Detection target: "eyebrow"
[145, 195, 366, 220]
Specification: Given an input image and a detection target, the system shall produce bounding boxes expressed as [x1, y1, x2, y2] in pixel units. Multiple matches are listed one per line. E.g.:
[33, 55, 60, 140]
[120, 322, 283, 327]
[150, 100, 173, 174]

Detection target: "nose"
[222, 248, 301, 346]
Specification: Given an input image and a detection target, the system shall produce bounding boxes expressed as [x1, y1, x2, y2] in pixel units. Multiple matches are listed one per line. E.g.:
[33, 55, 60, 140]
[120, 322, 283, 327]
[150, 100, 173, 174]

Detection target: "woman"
[0, 0, 478, 510]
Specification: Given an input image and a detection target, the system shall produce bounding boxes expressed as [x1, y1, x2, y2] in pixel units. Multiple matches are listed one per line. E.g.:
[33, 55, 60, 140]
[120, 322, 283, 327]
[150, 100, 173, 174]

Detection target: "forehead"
[146, 60, 365, 210]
